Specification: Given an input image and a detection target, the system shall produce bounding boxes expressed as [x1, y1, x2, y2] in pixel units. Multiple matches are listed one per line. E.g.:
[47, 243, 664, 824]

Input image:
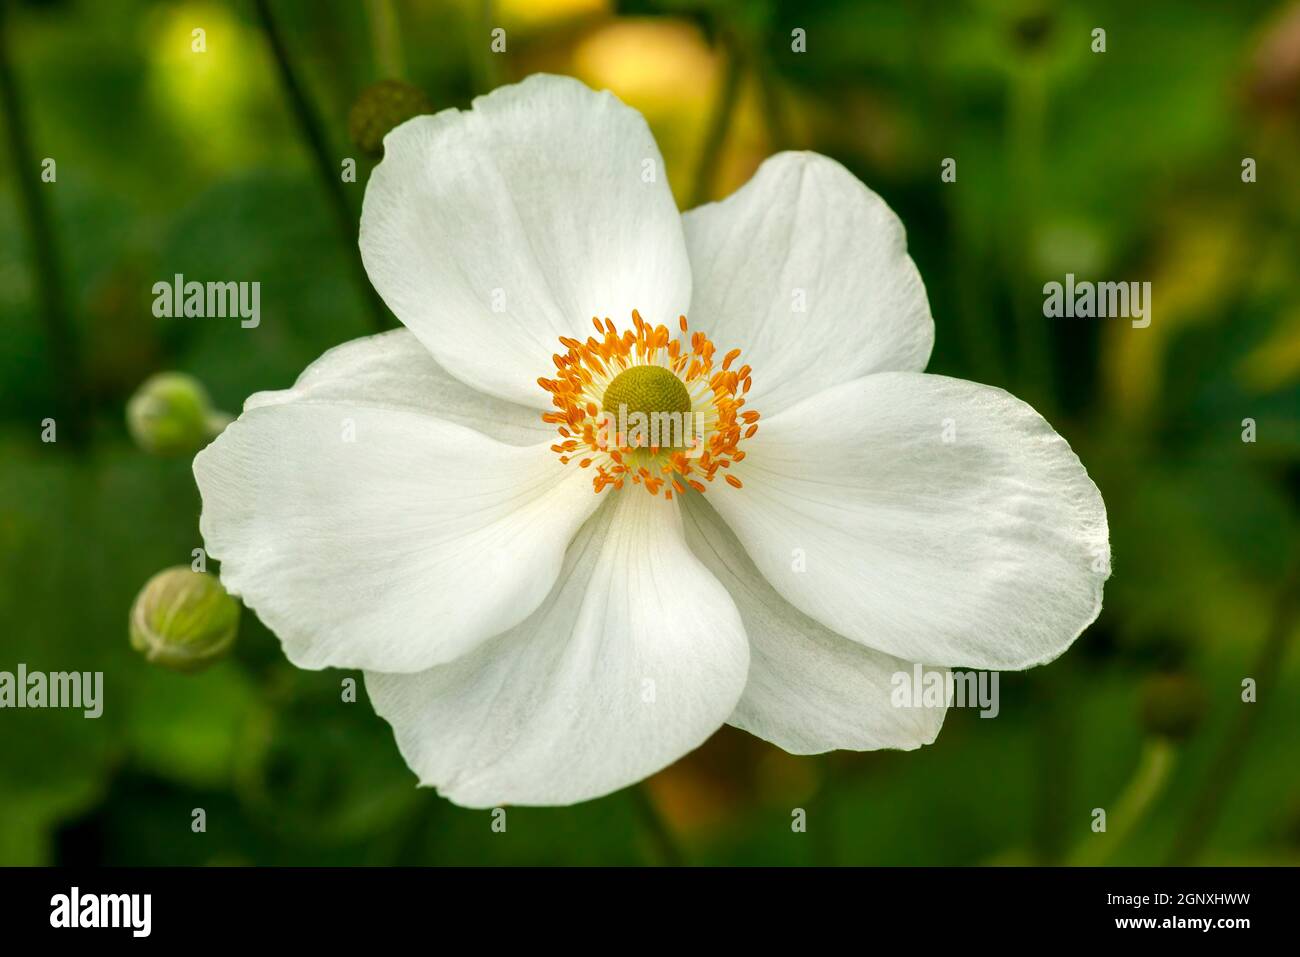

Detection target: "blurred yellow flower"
[144, 2, 274, 170]
[569, 19, 767, 205]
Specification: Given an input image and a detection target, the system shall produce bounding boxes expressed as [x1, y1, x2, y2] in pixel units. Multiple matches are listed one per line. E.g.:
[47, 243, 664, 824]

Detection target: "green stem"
[689, 35, 744, 209]
[914, 3, 1002, 385]
[1031, 666, 1074, 864]
[0, 2, 88, 446]
[807, 754, 841, 865]
[474, 0, 502, 95]
[364, 0, 405, 79]
[1004, 63, 1055, 413]
[1165, 562, 1300, 864]
[754, 49, 791, 152]
[629, 784, 685, 866]
[253, 0, 390, 334]
[1068, 738, 1176, 866]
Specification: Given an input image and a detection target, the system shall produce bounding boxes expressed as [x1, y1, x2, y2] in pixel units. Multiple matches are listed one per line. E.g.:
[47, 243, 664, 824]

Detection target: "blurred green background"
[1, 0, 1298, 866]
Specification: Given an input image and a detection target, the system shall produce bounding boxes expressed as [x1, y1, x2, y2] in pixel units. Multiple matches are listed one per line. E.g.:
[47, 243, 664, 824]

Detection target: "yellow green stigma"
[538, 311, 758, 499]
[601, 364, 693, 421]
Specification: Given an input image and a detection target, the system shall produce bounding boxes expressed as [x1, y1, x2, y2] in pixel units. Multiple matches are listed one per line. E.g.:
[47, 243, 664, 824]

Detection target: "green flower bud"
[126, 372, 229, 456]
[348, 79, 433, 157]
[1139, 672, 1205, 742]
[130, 567, 240, 673]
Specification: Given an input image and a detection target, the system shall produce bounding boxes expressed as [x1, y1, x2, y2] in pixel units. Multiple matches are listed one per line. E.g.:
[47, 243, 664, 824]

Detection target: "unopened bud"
[130, 567, 239, 673]
[1010, 10, 1055, 53]
[1139, 672, 1205, 741]
[126, 372, 228, 456]
[348, 79, 434, 157]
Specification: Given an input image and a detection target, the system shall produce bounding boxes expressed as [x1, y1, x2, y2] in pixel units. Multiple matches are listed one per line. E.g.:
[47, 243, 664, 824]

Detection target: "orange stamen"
[536, 311, 757, 500]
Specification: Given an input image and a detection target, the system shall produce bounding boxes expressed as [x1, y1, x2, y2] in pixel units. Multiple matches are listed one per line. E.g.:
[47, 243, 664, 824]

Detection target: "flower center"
[538, 310, 759, 499]
[601, 365, 693, 421]
[601, 365, 693, 449]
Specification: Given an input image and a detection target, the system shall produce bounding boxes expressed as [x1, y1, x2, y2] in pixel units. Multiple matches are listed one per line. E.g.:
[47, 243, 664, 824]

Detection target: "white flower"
[194, 74, 1110, 808]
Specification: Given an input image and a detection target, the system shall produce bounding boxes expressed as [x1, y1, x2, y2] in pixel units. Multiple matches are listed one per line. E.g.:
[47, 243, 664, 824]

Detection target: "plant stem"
[629, 784, 685, 866]
[1068, 738, 1176, 866]
[689, 34, 744, 209]
[0, 2, 88, 446]
[912, 4, 1003, 385]
[253, 0, 390, 334]
[364, 0, 405, 79]
[1030, 665, 1074, 864]
[1166, 562, 1300, 864]
[1004, 63, 1055, 414]
[474, 0, 502, 95]
[754, 49, 791, 152]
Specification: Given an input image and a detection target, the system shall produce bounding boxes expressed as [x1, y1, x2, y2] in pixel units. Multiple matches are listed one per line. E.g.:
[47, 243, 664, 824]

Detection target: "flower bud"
[348, 79, 433, 157]
[126, 372, 228, 456]
[1139, 672, 1205, 742]
[130, 567, 240, 673]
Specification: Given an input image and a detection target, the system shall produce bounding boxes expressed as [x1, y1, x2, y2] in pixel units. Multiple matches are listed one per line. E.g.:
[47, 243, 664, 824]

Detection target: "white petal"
[365, 491, 750, 808]
[360, 74, 691, 408]
[710, 373, 1110, 670]
[680, 493, 946, 753]
[244, 329, 551, 446]
[683, 151, 933, 415]
[194, 395, 597, 673]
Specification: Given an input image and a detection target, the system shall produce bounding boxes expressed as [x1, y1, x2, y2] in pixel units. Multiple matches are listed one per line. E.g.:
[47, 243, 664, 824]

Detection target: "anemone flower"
[194, 74, 1110, 807]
